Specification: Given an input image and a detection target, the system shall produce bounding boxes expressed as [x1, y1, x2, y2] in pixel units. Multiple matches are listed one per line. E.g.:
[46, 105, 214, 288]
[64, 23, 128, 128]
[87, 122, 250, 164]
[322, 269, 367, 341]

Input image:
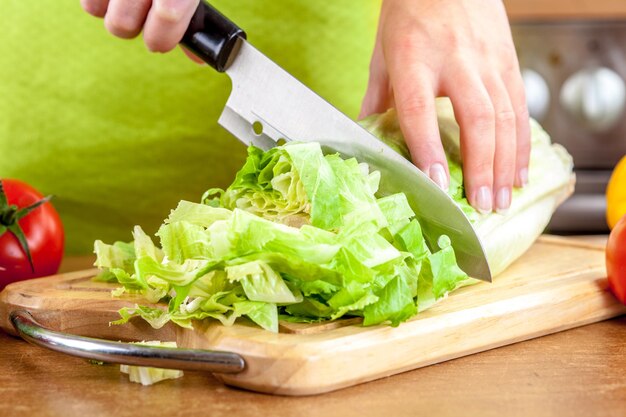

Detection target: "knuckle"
[498, 44, 518, 66]
[465, 101, 495, 126]
[500, 59, 518, 77]
[496, 108, 516, 127]
[393, 37, 414, 56]
[143, 35, 175, 53]
[468, 159, 493, 176]
[389, 31, 423, 57]
[397, 94, 431, 117]
[113, 18, 140, 38]
[476, 39, 490, 56]
[444, 30, 469, 51]
[154, 0, 193, 22]
[107, 25, 138, 39]
[515, 102, 530, 121]
[105, 16, 141, 38]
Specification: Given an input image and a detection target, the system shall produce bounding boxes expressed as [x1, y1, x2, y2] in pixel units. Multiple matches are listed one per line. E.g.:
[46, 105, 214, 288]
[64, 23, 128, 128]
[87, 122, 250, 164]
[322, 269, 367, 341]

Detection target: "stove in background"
[512, 21, 626, 233]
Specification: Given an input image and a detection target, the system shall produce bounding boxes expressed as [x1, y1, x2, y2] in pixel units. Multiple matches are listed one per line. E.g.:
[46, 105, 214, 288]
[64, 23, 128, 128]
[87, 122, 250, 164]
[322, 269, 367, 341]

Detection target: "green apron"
[0, 0, 379, 253]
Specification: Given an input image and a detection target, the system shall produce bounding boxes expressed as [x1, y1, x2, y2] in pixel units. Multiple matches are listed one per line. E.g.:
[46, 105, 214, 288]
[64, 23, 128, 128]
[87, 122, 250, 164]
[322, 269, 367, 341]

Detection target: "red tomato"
[607, 214, 626, 304]
[0, 179, 64, 289]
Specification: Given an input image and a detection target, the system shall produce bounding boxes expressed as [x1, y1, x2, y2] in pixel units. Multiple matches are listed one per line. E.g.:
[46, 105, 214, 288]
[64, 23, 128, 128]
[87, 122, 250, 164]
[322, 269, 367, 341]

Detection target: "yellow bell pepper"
[607, 155, 626, 229]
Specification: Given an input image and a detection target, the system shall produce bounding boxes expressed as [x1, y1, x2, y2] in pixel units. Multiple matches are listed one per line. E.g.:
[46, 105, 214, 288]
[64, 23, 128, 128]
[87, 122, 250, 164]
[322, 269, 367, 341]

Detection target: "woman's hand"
[80, 0, 200, 57]
[360, 0, 530, 214]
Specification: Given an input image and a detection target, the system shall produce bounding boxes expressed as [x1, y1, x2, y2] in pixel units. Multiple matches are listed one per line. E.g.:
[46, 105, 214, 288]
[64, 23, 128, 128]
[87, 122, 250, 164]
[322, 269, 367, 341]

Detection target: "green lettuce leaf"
[363, 275, 417, 327]
[225, 260, 301, 304]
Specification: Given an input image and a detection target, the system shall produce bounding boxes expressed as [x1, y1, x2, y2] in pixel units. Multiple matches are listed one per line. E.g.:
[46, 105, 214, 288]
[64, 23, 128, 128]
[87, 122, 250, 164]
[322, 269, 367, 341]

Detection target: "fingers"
[143, 0, 200, 52]
[80, 0, 200, 53]
[444, 67, 496, 213]
[445, 61, 524, 214]
[104, 0, 151, 39]
[387, 48, 449, 191]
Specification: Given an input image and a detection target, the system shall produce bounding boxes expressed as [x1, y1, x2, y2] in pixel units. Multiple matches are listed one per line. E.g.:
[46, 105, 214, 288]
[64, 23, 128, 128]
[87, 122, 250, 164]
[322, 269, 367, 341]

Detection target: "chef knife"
[181, 1, 491, 282]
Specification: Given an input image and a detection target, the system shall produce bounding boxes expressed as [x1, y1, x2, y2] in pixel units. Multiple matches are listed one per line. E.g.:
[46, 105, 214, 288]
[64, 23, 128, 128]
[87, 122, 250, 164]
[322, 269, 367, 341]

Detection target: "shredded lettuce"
[119, 341, 184, 385]
[95, 142, 472, 332]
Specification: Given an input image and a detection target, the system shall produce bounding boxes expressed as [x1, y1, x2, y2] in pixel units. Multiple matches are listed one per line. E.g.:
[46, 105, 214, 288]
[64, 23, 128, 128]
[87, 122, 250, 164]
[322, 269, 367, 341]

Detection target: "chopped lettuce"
[95, 142, 471, 332]
[95, 101, 573, 332]
[119, 341, 184, 385]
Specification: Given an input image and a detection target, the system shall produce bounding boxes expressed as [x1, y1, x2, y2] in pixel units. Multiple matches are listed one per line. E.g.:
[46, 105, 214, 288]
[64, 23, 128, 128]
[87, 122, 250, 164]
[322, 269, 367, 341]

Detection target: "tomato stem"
[0, 180, 54, 273]
[0, 205, 18, 226]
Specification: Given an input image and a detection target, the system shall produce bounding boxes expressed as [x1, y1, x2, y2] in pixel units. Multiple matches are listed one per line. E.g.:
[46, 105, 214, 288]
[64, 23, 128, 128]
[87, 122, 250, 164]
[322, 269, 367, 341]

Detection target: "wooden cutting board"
[1, 236, 625, 396]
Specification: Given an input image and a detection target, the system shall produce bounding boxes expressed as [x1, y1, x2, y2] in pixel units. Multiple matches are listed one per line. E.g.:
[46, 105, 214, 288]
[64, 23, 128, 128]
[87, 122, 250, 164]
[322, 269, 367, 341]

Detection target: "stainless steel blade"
[219, 40, 491, 281]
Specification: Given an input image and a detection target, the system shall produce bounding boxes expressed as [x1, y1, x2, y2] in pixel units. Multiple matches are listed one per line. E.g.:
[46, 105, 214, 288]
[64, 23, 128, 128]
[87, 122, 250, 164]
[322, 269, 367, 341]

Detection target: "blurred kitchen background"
[505, 0, 626, 233]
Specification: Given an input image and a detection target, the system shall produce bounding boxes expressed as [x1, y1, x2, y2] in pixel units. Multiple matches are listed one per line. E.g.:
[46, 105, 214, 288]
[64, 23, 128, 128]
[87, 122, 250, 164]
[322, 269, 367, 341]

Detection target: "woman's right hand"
[80, 0, 200, 55]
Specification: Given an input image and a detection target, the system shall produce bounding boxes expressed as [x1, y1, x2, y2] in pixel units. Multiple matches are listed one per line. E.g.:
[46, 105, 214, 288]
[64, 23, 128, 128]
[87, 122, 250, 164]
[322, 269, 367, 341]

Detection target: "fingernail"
[518, 168, 529, 187]
[495, 187, 511, 214]
[474, 186, 492, 214]
[429, 163, 449, 191]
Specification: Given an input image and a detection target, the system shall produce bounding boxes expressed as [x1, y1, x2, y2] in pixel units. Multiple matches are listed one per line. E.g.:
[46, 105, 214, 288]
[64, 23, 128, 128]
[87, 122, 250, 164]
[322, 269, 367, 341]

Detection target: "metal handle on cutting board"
[10, 311, 245, 374]
[181, 1, 246, 71]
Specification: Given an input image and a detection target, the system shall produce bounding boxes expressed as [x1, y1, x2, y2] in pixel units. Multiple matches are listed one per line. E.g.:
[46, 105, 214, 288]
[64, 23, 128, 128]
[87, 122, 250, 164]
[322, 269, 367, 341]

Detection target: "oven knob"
[560, 67, 626, 132]
[522, 69, 550, 121]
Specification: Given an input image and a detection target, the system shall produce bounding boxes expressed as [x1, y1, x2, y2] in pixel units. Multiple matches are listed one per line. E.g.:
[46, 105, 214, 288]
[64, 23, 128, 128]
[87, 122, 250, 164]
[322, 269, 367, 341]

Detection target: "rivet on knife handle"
[181, 1, 247, 72]
[10, 310, 245, 374]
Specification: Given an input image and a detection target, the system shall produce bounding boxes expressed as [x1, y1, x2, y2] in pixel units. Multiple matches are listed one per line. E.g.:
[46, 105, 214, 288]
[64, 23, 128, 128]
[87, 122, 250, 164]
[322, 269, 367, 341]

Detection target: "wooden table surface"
[504, 0, 626, 20]
[2, 239, 625, 417]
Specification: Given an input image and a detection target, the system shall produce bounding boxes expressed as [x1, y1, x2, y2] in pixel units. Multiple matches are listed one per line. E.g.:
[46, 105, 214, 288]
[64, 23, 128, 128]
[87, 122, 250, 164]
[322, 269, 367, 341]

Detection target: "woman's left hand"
[360, 0, 530, 214]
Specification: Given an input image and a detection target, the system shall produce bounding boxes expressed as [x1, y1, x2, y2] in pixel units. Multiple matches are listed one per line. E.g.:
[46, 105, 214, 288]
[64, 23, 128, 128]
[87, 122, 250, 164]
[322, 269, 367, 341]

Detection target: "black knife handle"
[181, 1, 246, 72]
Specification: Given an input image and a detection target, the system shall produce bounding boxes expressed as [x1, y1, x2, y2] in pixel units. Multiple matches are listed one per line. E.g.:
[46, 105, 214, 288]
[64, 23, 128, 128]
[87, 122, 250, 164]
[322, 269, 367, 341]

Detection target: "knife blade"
[181, 1, 491, 281]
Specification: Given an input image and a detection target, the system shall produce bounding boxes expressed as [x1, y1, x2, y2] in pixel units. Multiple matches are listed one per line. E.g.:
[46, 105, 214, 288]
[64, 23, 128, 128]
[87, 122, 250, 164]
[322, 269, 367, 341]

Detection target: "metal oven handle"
[10, 310, 245, 374]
